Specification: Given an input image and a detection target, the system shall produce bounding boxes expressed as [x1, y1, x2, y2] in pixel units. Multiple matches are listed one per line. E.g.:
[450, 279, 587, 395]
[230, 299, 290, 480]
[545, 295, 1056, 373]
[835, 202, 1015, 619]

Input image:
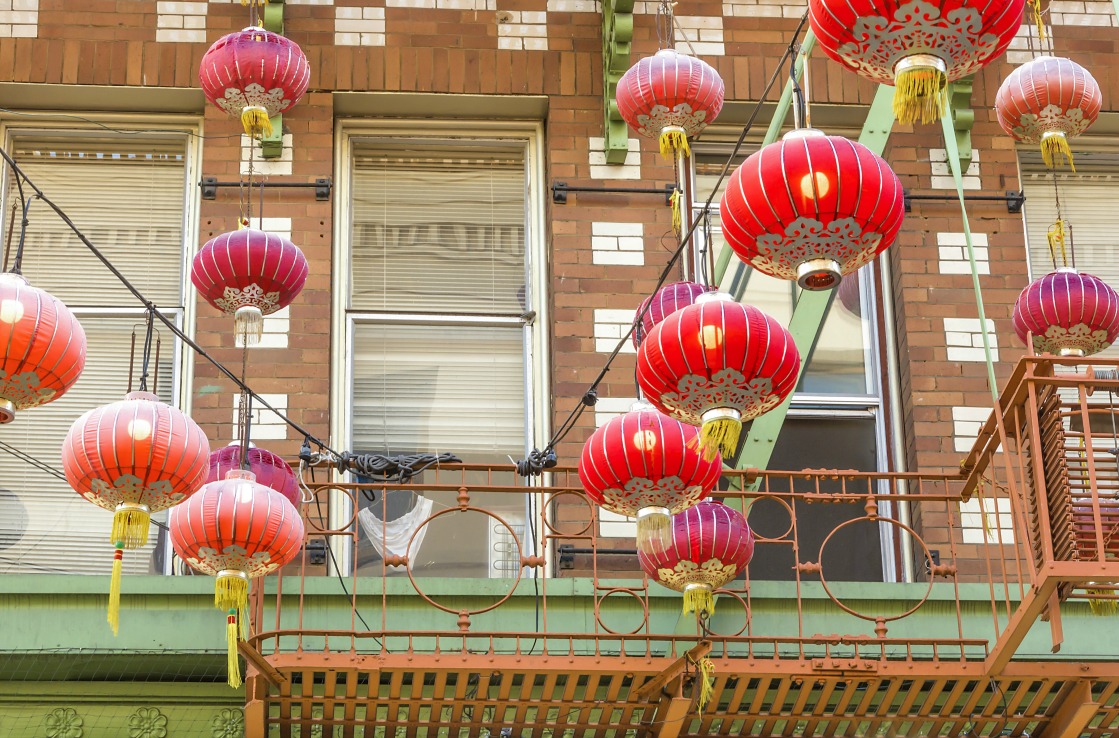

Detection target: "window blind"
[350, 140, 527, 315]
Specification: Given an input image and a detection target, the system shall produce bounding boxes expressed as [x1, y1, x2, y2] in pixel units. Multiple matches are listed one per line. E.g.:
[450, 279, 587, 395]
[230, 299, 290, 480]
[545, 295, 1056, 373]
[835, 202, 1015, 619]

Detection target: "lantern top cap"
[224, 468, 259, 482]
[124, 390, 161, 403]
[695, 290, 733, 305]
[1054, 266, 1078, 274]
[0, 272, 28, 287]
[654, 48, 683, 58]
[225, 440, 258, 449]
[782, 127, 826, 142]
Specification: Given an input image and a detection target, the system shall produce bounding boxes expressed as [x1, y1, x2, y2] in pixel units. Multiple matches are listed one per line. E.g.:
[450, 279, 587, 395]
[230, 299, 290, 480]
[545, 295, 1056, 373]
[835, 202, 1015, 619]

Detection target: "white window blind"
[350, 141, 527, 315]
[0, 131, 189, 575]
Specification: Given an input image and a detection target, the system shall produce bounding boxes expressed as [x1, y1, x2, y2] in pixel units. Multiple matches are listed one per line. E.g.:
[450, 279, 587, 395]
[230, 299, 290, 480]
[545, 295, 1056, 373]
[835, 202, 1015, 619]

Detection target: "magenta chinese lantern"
[1012, 269, 1119, 357]
[995, 56, 1103, 170]
[632, 281, 715, 348]
[191, 227, 309, 344]
[809, 0, 1024, 123]
[198, 26, 311, 137]
[207, 442, 301, 508]
[637, 292, 801, 461]
[639, 499, 755, 616]
[720, 128, 905, 290]
[615, 48, 725, 157]
[0, 272, 86, 423]
[579, 403, 721, 547]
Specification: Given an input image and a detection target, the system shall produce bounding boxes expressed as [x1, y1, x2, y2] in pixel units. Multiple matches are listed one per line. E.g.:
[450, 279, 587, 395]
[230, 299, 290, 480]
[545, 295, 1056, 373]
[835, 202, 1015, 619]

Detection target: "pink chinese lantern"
[995, 56, 1103, 170]
[639, 499, 755, 617]
[579, 403, 721, 547]
[191, 227, 309, 344]
[207, 442, 301, 508]
[198, 26, 311, 137]
[62, 391, 211, 634]
[632, 281, 714, 348]
[1012, 269, 1119, 356]
[637, 292, 801, 461]
[0, 272, 86, 423]
[615, 49, 725, 157]
[720, 129, 905, 290]
[809, 0, 1024, 123]
[169, 470, 304, 687]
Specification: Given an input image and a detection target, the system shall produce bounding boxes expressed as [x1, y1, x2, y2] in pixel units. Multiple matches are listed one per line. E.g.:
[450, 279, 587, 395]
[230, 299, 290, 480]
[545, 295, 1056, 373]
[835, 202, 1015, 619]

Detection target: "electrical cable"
[515, 10, 811, 475]
[0, 107, 248, 141]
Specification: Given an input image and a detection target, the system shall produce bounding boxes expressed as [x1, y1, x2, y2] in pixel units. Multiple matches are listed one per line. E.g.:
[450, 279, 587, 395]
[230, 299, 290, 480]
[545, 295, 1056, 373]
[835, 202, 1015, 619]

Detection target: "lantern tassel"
[669, 189, 682, 234]
[215, 571, 250, 613]
[636, 507, 671, 551]
[1087, 587, 1118, 616]
[892, 67, 946, 125]
[108, 542, 124, 636]
[696, 412, 741, 462]
[240, 106, 273, 138]
[235, 306, 264, 346]
[659, 128, 690, 160]
[1030, 0, 1046, 43]
[682, 583, 714, 618]
[111, 504, 151, 550]
[696, 656, 715, 713]
[1041, 132, 1075, 171]
[227, 609, 243, 689]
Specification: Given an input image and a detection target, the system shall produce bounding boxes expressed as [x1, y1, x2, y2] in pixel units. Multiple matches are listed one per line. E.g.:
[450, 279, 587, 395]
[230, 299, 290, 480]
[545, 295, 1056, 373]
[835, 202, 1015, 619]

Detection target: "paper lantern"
[191, 227, 309, 344]
[169, 469, 304, 687]
[720, 128, 905, 290]
[0, 272, 86, 424]
[62, 391, 211, 634]
[995, 56, 1103, 170]
[632, 281, 715, 348]
[1012, 268, 1119, 356]
[198, 26, 311, 137]
[637, 292, 801, 460]
[579, 403, 721, 547]
[207, 442, 301, 507]
[615, 48, 725, 157]
[809, 0, 1024, 123]
[639, 499, 755, 616]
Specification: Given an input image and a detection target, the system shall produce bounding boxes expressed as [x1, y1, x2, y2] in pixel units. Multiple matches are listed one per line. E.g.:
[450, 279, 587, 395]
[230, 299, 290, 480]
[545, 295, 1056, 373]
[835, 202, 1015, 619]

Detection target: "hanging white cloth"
[357, 493, 435, 560]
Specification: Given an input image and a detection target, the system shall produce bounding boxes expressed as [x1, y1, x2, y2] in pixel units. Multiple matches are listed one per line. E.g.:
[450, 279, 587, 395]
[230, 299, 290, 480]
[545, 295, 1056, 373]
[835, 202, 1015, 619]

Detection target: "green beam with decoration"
[260, 0, 285, 159]
[602, 0, 635, 164]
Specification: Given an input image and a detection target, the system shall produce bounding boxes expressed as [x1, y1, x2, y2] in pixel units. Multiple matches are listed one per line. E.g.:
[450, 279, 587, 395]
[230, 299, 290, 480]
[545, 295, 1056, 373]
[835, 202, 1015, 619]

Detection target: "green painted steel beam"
[259, 0, 285, 159]
[948, 76, 976, 172]
[601, 0, 634, 164]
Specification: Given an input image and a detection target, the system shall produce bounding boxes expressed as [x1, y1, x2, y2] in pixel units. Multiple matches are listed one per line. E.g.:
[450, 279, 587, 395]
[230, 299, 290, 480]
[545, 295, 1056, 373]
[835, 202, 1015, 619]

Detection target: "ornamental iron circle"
[594, 586, 650, 635]
[703, 588, 752, 637]
[541, 490, 596, 538]
[743, 495, 795, 542]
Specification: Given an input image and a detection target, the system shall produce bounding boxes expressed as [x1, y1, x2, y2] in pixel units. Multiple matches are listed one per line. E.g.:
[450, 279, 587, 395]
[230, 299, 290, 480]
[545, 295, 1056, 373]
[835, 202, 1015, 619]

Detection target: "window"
[335, 124, 545, 578]
[0, 123, 198, 575]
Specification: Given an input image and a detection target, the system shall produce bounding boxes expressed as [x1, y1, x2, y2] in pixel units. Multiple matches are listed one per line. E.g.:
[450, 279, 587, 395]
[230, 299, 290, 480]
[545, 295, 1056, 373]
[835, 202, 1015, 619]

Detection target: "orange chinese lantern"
[62, 391, 211, 634]
[0, 272, 86, 423]
[169, 469, 304, 687]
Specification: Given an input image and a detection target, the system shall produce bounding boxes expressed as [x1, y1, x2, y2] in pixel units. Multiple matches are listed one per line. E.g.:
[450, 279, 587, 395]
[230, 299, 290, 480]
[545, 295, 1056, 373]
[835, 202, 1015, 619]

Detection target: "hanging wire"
[656, 0, 674, 50]
[1046, 169, 1075, 270]
[789, 42, 806, 130]
[9, 192, 39, 275]
[671, 13, 700, 59]
[137, 307, 157, 393]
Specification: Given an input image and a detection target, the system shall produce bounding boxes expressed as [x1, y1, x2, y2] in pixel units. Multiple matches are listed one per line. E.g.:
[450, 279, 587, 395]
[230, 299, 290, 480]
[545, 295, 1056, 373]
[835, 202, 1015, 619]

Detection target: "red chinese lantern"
[633, 281, 714, 348]
[207, 442, 301, 508]
[62, 391, 211, 634]
[0, 272, 86, 423]
[809, 0, 1024, 123]
[615, 48, 725, 157]
[198, 26, 311, 137]
[1012, 269, 1119, 357]
[995, 56, 1103, 170]
[169, 469, 304, 687]
[637, 292, 801, 461]
[720, 128, 905, 290]
[579, 403, 721, 547]
[191, 227, 309, 344]
[639, 499, 755, 616]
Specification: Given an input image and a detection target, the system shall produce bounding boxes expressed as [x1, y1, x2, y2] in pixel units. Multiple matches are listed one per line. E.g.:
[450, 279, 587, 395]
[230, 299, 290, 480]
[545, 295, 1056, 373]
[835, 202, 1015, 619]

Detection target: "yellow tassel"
[108, 543, 123, 637]
[699, 415, 741, 462]
[1086, 587, 1118, 615]
[636, 510, 671, 551]
[892, 67, 947, 125]
[659, 128, 690, 159]
[111, 506, 150, 550]
[682, 584, 714, 617]
[1041, 133, 1075, 171]
[669, 189, 682, 234]
[215, 571, 250, 613]
[1047, 219, 1069, 269]
[240, 106, 273, 138]
[1030, 0, 1046, 43]
[227, 609, 243, 689]
[696, 657, 715, 713]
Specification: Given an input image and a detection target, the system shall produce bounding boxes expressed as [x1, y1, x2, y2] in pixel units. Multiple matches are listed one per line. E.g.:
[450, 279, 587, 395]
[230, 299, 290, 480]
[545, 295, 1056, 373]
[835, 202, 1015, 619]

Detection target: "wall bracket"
[602, 0, 635, 164]
[948, 77, 975, 173]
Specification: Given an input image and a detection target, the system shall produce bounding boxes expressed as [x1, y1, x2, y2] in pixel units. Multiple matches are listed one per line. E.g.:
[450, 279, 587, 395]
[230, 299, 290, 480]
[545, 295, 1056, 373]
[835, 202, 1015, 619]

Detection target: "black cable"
[9, 193, 36, 275]
[0, 440, 68, 481]
[0, 145, 341, 460]
[0, 107, 248, 141]
[337, 452, 461, 486]
[515, 10, 810, 475]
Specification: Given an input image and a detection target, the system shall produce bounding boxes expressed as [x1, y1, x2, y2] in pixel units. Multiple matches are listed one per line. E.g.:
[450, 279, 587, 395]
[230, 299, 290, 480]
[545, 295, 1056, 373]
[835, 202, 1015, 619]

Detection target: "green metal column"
[602, 0, 635, 164]
[260, 0, 286, 160]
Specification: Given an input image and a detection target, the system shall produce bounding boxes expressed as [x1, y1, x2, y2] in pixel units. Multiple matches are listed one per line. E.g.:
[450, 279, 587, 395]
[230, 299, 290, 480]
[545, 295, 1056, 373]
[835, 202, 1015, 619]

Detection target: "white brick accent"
[721, 0, 790, 17]
[156, 1, 207, 43]
[673, 16, 724, 56]
[593, 396, 638, 427]
[497, 11, 548, 50]
[930, 148, 980, 191]
[1006, 23, 1055, 63]
[591, 221, 645, 266]
[231, 393, 289, 441]
[0, 0, 37, 37]
[937, 232, 990, 275]
[943, 318, 999, 363]
[951, 406, 990, 454]
[1050, 0, 1117, 25]
[547, 0, 596, 9]
[240, 134, 294, 176]
[335, 6, 385, 46]
[594, 308, 637, 354]
[960, 497, 1015, 544]
[588, 136, 642, 180]
[287, 0, 336, 5]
